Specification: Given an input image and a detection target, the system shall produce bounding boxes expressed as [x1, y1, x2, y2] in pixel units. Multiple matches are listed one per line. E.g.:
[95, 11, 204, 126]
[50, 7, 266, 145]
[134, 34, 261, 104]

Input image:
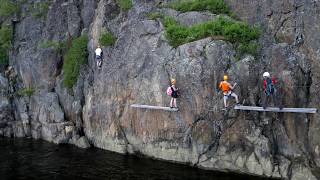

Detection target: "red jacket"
[263, 78, 277, 90]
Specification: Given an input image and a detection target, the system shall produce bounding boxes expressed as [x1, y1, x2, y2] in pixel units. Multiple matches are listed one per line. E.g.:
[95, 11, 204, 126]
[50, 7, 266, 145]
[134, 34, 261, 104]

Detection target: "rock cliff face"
[1, 0, 320, 179]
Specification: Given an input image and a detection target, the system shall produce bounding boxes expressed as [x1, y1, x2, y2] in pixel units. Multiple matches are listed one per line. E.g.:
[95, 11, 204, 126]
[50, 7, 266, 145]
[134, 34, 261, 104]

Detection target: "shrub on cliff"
[163, 16, 260, 57]
[31, 1, 51, 18]
[223, 22, 260, 43]
[0, 25, 13, 65]
[63, 35, 88, 89]
[17, 88, 34, 98]
[116, 0, 133, 11]
[164, 16, 260, 45]
[99, 32, 116, 47]
[0, 0, 18, 17]
[236, 42, 260, 58]
[147, 12, 164, 20]
[168, 0, 230, 15]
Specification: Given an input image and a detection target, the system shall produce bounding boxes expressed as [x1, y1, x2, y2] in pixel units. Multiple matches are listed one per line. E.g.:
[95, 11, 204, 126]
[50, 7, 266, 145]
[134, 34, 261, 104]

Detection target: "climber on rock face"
[166, 79, 179, 109]
[95, 45, 103, 68]
[262, 72, 282, 110]
[219, 75, 239, 109]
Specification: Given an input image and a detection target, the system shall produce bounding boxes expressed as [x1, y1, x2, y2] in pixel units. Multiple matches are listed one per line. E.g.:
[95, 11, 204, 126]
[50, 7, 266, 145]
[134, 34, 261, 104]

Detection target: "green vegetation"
[236, 42, 260, 58]
[116, 0, 133, 11]
[147, 12, 164, 20]
[223, 22, 260, 43]
[39, 40, 66, 51]
[168, 0, 230, 15]
[162, 16, 260, 57]
[0, 0, 18, 17]
[0, 25, 13, 65]
[99, 31, 116, 47]
[154, 0, 262, 57]
[63, 35, 88, 89]
[31, 1, 50, 18]
[17, 88, 35, 97]
[0, 0, 16, 65]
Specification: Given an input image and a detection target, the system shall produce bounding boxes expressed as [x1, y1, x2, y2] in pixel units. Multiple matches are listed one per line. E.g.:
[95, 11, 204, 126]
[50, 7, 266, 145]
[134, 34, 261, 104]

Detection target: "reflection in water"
[0, 138, 271, 180]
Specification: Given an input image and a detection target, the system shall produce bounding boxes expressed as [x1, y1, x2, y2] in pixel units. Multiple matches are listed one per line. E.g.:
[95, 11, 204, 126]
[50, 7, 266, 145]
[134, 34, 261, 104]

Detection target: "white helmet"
[263, 72, 270, 78]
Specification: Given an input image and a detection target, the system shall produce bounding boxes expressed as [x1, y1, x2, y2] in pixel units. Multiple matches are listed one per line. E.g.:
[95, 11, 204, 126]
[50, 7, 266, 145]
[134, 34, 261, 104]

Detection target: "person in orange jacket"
[219, 75, 239, 108]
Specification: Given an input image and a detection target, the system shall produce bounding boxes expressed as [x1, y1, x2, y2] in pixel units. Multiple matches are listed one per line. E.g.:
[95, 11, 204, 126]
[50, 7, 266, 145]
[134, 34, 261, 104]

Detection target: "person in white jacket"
[95, 45, 103, 68]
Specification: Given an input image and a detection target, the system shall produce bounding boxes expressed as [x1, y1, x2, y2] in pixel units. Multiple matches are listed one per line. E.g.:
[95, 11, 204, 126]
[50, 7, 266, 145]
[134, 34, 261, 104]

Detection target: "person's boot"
[222, 106, 228, 111]
[279, 104, 283, 110]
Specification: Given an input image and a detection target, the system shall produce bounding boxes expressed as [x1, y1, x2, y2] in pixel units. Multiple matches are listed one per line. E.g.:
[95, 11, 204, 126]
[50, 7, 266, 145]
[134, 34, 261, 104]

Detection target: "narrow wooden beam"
[234, 105, 317, 114]
[131, 104, 179, 112]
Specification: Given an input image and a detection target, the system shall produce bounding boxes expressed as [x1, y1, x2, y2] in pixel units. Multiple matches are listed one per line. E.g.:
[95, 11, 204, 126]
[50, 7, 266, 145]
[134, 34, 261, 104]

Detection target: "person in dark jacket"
[263, 72, 282, 109]
[170, 79, 179, 108]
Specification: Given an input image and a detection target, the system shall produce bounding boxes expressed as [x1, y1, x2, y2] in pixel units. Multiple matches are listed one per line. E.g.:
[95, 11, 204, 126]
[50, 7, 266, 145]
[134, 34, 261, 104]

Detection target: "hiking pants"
[263, 92, 282, 108]
[96, 55, 102, 67]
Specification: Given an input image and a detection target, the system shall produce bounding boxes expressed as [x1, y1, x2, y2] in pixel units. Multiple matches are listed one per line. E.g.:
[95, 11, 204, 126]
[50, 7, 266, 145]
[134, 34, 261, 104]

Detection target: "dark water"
[0, 138, 271, 180]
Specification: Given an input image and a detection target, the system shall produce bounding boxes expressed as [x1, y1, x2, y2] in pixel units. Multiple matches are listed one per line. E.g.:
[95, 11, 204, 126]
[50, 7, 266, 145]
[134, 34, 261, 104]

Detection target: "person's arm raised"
[232, 83, 237, 89]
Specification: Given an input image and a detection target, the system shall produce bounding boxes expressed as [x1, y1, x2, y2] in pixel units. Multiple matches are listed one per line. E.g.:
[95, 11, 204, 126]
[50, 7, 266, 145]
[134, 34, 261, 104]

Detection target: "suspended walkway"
[234, 105, 317, 114]
[131, 104, 317, 114]
[131, 104, 179, 112]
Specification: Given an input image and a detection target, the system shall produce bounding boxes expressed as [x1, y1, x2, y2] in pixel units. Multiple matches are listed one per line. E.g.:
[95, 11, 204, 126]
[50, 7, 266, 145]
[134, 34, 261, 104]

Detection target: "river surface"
[0, 138, 271, 180]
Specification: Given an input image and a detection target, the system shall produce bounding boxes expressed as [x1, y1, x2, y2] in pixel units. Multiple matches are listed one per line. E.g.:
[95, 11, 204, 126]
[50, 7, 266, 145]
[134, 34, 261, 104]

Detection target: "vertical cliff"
[0, 0, 319, 179]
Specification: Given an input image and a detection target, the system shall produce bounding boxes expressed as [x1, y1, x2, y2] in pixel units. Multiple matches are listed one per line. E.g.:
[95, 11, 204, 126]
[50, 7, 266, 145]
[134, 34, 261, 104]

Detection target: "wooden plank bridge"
[234, 105, 317, 114]
[131, 104, 179, 112]
[131, 104, 317, 114]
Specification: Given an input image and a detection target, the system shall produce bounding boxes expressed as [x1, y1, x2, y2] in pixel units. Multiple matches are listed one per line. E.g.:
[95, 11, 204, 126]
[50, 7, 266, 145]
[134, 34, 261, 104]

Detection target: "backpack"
[265, 78, 275, 96]
[166, 86, 173, 96]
